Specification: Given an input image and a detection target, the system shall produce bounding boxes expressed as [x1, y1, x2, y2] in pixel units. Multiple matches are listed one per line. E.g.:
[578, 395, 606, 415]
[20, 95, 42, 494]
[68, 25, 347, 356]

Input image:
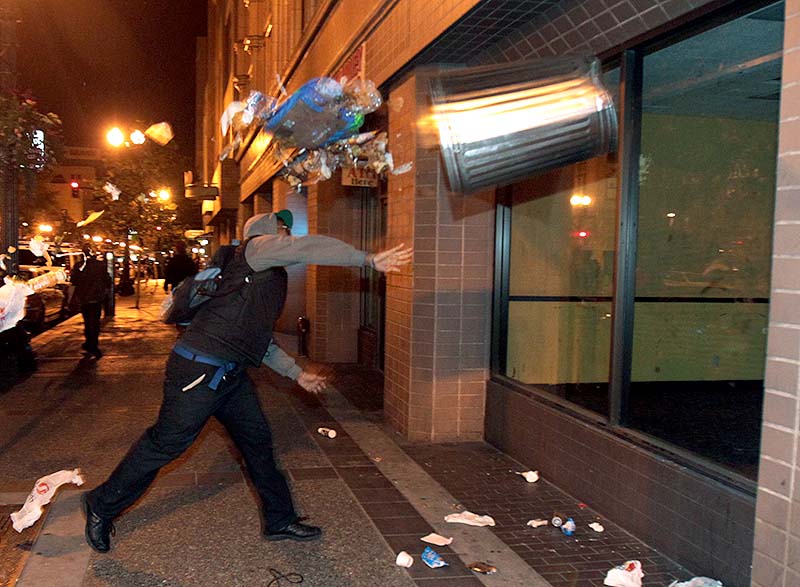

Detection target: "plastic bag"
[0, 277, 34, 334]
[604, 560, 644, 587]
[421, 546, 448, 569]
[11, 469, 84, 532]
[669, 579, 723, 587]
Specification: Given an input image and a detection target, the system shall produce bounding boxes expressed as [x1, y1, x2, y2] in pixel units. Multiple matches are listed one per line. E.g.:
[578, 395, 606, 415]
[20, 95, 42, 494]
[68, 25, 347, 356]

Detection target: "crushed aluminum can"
[551, 512, 568, 528]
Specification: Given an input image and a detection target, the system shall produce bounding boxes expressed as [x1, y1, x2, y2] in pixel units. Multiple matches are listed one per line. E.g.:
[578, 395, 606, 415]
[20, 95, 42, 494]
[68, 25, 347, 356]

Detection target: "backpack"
[160, 244, 244, 325]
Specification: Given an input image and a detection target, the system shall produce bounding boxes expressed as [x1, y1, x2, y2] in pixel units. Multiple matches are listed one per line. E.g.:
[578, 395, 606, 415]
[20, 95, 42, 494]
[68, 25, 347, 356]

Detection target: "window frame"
[490, 0, 782, 494]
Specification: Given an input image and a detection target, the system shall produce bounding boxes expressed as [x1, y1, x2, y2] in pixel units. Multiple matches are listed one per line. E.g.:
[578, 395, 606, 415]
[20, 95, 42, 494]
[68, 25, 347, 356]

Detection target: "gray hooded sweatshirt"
[243, 212, 369, 271]
[243, 212, 372, 378]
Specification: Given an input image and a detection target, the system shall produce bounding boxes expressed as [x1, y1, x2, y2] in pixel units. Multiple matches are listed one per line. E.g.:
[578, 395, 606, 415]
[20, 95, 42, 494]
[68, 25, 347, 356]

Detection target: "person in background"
[71, 244, 111, 359]
[163, 241, 197, 292]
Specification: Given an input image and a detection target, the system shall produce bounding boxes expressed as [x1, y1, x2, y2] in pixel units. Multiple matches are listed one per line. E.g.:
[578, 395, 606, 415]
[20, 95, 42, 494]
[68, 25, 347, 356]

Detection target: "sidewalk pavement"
[0, 283, 693, 587]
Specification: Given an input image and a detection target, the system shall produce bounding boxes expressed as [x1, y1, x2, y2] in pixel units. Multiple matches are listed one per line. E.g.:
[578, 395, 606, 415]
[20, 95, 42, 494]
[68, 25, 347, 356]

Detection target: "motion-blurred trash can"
[419, 56, 617, 193]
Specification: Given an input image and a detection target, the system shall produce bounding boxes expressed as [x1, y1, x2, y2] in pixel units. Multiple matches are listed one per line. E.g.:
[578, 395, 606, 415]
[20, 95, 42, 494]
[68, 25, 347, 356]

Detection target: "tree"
[87, 140, 198, 295]
[0, 90, 61, 274]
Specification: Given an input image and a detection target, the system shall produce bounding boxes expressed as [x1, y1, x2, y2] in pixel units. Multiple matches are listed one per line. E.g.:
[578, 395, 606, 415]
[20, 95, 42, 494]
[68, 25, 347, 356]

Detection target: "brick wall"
[272, 181, 307, 334]
[384, 72, 494, 441]
[384, 75, 417, 436]
[752, 1, 800, 586]
[303, 175, 362, 362]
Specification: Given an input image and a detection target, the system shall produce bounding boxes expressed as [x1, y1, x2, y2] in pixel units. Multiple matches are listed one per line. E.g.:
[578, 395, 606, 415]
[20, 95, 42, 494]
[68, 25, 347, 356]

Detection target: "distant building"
[48, 146, 102, 231]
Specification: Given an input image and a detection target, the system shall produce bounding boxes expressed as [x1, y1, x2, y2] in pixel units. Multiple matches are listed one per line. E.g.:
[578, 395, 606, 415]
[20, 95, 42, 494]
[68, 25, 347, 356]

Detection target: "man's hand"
[370, 244, 413, 273]
[297, 371, 328, 394]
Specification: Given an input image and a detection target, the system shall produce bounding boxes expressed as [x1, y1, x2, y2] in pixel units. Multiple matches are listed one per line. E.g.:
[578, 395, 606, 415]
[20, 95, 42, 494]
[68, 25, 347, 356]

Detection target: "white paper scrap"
[444, 511, 495, 527]
[516, 470, 539, 483]
[589, 522, 605, 532]
[421, 533, 453, 546]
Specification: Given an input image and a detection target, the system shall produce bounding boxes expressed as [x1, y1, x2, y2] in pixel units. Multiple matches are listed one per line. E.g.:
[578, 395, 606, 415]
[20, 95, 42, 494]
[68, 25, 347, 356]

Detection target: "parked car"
[17, 265, 71, 333]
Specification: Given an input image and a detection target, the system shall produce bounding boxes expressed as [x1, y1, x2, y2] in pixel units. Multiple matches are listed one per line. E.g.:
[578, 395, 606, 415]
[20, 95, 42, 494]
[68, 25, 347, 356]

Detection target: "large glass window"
[628, 2, 782, 478]
[503, 67, 619, 416]
[495, 2, 783, 479]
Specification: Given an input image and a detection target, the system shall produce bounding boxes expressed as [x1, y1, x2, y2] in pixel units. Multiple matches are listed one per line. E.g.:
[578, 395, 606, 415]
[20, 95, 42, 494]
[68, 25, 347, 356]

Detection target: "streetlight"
[106, 127, 125, 147]
[130, 129, 146, 145]
[38, 223, 53, 233]
[158, 189, 170, 202]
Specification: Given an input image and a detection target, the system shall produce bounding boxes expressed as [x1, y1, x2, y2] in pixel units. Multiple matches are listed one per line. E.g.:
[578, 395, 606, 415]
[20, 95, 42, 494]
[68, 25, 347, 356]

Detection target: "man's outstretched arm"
[246, 233, 413, 274]
[261, 341, 327, 394]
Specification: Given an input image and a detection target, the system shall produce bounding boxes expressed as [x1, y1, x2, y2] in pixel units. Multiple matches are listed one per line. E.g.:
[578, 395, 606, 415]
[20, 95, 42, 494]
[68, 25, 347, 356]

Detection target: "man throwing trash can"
[82, 210, 412, 552]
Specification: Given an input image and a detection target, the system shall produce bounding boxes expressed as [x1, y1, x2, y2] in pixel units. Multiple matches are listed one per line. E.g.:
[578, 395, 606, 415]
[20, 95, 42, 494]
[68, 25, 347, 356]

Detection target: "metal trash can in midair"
[418, 56, 618, 193]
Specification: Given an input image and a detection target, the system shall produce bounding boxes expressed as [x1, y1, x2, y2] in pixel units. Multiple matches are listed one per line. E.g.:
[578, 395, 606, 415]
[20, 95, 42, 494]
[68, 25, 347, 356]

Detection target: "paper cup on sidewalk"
[395, 551, 414, 567]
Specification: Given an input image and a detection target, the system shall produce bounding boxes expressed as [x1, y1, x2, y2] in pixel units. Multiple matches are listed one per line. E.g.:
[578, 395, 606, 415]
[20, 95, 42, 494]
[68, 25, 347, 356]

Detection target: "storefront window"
[629, 2, 782, 478]
[503, 64, 618, 416]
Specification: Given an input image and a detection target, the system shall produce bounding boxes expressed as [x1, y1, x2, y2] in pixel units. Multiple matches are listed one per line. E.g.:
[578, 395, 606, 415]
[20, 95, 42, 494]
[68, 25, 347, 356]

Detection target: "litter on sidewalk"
[395, 551, 413, 567]
[527, 518, 549, 528]
[420, 532, 452, 546]
[468, 561, 497, 574]
[589, 521, 605, 532]
[516, 470, 539, 482]
[421, 546, 448, 568]
[11, 468, 84, 532]
[604, 560, 644, 587]
[317, 427, 337, 438]
[560, 517, 576, 536]
[669, 578, 723, 587]
[551, 512, 569, 527]
[444, 510, 495, 527]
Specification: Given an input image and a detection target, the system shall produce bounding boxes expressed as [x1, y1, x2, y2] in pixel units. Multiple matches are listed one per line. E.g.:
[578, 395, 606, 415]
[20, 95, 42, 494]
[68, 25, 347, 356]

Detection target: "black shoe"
[81, 493, 114, 553]
[264, 521, 322, 542]
[92, 348, 103, 359]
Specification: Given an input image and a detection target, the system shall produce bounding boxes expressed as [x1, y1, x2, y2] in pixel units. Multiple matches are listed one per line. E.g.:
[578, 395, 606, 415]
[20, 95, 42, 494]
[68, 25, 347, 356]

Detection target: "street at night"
[2, 0, 799, 586]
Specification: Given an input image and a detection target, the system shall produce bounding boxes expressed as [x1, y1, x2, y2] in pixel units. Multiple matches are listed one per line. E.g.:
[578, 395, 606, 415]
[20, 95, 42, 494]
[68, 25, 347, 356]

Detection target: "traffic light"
[70, 180, 80, 198]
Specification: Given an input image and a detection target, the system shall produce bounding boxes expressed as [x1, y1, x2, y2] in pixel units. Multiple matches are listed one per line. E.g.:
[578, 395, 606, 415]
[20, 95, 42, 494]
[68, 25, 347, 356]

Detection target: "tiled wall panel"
[752, 0, 800, 585]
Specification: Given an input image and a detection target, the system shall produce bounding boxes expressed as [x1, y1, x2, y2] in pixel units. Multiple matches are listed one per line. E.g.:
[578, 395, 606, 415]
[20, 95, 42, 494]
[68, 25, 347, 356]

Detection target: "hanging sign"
[341, 164, 378, 188]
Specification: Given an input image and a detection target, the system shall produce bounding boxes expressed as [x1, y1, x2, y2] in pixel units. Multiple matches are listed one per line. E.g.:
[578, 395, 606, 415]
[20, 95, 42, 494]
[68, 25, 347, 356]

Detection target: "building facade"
[196, 0, 800, 584]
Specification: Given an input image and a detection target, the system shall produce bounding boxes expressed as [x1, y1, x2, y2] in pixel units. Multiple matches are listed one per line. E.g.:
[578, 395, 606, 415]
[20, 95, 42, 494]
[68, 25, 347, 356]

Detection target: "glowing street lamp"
[130, 129, 146, 145]
[38, 223, 53, 233]
[106, 127, 125, 147]
[157, 189, 171, 202]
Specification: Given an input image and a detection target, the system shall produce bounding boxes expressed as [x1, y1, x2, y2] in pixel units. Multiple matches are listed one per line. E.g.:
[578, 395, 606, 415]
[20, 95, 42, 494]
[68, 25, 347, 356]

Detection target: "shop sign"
[342, 164, 378, 188]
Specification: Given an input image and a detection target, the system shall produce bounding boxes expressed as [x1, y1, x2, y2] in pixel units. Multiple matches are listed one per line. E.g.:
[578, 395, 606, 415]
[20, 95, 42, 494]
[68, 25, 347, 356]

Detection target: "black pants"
[87, 352, 297, 531]
[81, 302, 103, 352]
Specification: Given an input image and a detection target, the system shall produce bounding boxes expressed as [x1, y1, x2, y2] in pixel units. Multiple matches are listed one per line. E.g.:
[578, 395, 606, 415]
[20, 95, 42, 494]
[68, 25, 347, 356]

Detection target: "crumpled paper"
[421, 533, 452, 546]
[516, 470, 539, 483]
[444, 510, 495, 527]
[604, 560, 644, 587]
[11, 469, 84, 532]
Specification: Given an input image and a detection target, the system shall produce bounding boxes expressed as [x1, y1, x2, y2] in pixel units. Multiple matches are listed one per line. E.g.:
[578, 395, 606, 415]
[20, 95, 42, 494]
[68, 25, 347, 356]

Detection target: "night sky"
[15, 0, 208, 160]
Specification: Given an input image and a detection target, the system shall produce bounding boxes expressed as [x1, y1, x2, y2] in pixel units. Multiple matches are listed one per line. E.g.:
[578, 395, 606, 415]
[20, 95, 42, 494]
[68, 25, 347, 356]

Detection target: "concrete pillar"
[752, 3, 800, 586]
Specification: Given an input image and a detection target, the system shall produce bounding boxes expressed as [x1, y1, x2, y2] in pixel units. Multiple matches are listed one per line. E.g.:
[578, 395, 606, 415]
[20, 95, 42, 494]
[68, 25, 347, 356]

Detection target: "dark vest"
[179, 247, 287, 367]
